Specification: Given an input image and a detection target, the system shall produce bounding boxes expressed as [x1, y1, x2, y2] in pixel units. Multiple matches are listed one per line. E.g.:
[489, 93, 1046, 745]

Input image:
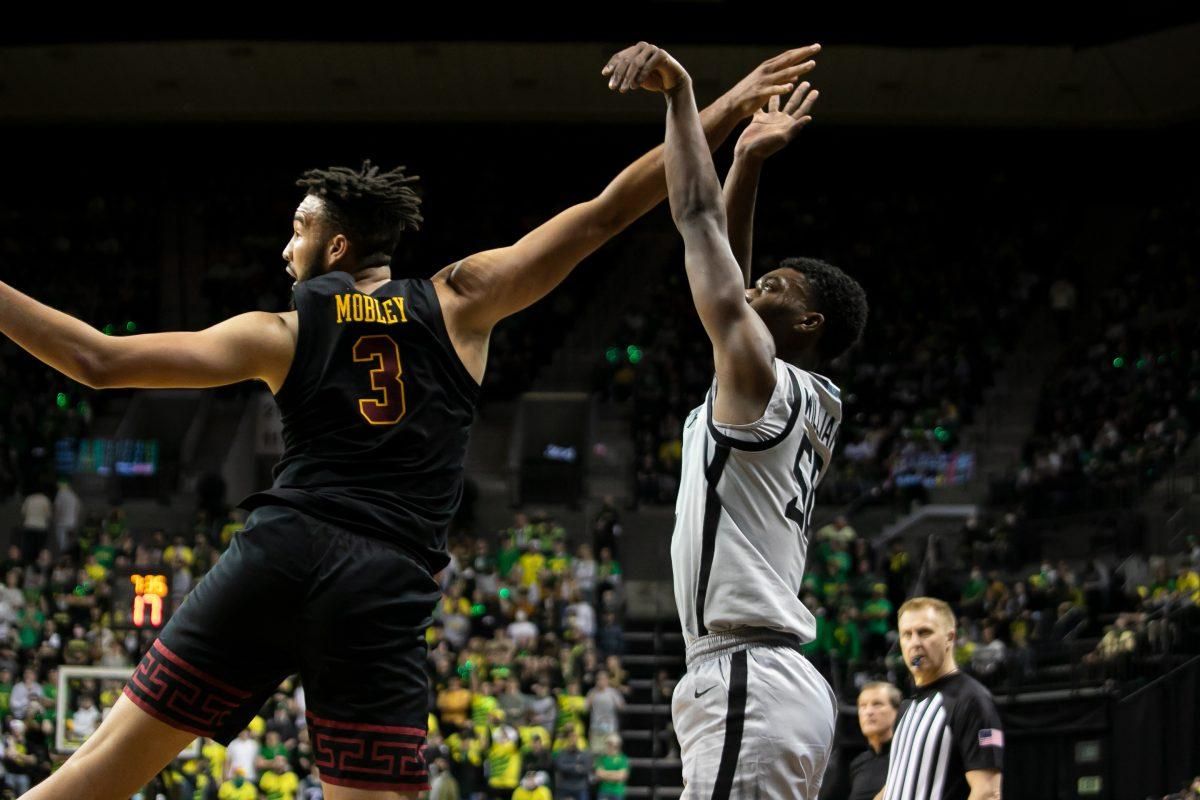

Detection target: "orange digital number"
[353, 334, 407, 425]
[130, 573, 169, 627]
[133, 594, 163, 627]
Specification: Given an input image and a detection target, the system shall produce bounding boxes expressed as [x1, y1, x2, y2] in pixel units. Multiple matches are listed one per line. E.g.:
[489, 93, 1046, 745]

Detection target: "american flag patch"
[978, 729, 1004, 748]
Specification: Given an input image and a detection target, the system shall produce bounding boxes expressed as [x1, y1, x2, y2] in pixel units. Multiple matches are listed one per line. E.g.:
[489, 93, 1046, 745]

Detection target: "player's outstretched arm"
[436, 42, 820, 336]
[648, 49, 788, 425]
[0, 281, 294, 391]
[723, 83, 819, 287]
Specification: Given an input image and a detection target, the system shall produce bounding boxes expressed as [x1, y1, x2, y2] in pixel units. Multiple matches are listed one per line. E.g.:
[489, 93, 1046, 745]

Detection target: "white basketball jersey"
[671, 358, 842, 645]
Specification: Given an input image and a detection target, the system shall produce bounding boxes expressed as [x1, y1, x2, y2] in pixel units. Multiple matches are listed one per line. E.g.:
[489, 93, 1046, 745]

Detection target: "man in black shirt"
[875, 597, 1003, 800]
[2, 43, 821, 800]
[848, 681, 899, 800]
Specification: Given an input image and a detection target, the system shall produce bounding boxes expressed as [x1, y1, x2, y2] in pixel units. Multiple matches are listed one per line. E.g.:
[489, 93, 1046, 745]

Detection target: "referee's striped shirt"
[882, 671, 1003, 800]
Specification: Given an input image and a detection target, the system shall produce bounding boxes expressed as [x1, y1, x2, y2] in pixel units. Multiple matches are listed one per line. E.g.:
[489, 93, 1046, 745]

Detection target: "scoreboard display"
[111, 568, 173, 630]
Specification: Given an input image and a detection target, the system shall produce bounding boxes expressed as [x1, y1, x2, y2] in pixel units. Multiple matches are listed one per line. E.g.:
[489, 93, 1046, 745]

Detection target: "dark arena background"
[0, 9, 1198, 800]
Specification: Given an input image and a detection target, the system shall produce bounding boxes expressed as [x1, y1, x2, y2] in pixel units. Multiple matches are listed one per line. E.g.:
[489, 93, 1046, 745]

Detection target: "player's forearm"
[665, 76, 727, 228]
[664, 83, 745, 316]
[592, 93, 741, 233]
[723, 153, 765, 288]
[0, 281, 106, 388]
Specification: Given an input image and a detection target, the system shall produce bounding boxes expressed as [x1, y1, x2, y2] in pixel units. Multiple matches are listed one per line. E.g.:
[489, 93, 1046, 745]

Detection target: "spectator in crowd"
[428, 753, 460, 800]
[52, 479, 82, 557]
[298, 764, 324, 800]
[585, 671, 625, 751]
[818, 515, 857, 544]
[218, 768, 258, 800]
[486, 722, 522, 799]
[513, 770, 551, 800]
[10, 669, 44, 721]
[257, 754, 298, 800]
[970, 624, 1007, 684]
[593, 733, 629, 800]
[591, 497, 622, 559]
[847, 682, 899, 800]
[439, 675, 473, 729]
[225, 728, 260, 783]
[19, 488, 52, 563]
[69, 694, 100, 741]
[553, 727, 591, 800]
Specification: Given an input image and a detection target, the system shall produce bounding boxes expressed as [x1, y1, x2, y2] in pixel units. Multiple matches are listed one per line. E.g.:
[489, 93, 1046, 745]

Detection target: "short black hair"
[780, 256, 868, 362]
[295, 160, 423, 267]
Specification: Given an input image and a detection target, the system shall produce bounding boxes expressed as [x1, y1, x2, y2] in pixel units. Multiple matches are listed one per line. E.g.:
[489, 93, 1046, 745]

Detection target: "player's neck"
[349, 264, 392, 284]
[778, 345, 820, 372]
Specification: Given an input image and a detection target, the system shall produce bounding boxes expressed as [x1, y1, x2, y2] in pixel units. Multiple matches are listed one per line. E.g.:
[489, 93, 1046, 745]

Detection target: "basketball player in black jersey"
[0, 44, 820, 800]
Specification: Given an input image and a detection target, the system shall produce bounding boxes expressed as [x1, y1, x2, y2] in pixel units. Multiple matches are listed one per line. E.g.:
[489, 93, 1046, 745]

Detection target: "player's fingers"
[627, 49, 659, 92]
[603, 45, 635, 80]
[623, 41, 658, 92]
[609, 56, 632, 91]
[767, 83, 794, 98]
[764, 44, 821, 70]
[783, 82, 810, 115]
[795, 89, 820, 118]
[768, 94, 781, 113]
[771, 61, 816, 84]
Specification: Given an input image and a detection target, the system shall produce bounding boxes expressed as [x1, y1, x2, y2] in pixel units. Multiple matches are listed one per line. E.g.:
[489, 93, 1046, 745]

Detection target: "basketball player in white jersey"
[603, 43, 868, 798]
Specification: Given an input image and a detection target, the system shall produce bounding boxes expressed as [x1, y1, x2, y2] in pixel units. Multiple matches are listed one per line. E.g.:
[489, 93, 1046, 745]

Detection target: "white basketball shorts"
[671, 627, 837, 799]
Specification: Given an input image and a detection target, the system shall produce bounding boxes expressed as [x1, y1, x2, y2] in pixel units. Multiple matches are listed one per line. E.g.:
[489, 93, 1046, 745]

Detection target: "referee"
[874, 597, 1003, 800]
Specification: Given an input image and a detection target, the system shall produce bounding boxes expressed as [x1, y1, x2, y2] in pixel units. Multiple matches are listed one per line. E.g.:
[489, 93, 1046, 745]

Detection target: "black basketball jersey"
[240, 270, 478, 574]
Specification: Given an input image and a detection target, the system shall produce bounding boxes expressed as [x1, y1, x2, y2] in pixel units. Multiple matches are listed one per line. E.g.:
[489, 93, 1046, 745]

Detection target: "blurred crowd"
[422, 510, 632, 800]
[0, 188, 158, 502]
[1006, 200, 1200, 516]
[0, 497, 637, 799]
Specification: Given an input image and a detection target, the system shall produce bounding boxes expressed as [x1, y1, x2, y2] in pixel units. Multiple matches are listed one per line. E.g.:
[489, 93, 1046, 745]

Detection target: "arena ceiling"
[2, 10, 1197, 127]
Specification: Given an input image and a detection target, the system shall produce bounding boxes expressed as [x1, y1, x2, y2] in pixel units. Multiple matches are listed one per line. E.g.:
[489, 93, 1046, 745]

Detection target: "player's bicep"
[680, 223, 775, 424]
[92, 312, 293, 391]
[440, 199, 613, 332]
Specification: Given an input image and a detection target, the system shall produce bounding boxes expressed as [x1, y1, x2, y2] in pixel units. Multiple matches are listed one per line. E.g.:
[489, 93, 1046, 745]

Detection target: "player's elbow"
[73, 348, 111, 390]
[670, 195, 726, 231]
[584, 196, 634, 240]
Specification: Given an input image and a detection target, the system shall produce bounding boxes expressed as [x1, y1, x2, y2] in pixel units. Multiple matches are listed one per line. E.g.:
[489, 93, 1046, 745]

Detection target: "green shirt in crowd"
[595, 752, 629, 797]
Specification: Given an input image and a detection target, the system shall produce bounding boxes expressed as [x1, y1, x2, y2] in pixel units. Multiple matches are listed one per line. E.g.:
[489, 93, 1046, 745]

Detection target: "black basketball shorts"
[122, 505, 441, 792]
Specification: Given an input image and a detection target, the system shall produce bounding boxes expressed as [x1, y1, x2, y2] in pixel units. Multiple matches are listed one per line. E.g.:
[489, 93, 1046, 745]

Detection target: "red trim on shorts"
[152, 640, 253, 699]
[306, 711, 425, 737]
[319, 773, 430, 792]
[122, 685, 212, 738]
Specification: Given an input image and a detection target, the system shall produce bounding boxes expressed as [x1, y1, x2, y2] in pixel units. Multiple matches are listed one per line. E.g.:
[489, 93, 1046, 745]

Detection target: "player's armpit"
[90, 311, 296, 392]
[965, 768, 1002, 800]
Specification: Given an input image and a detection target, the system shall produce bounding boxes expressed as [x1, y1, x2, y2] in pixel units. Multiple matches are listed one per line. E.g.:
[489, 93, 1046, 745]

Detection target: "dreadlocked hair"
[295, 160, 423, 266]
[779, 256, 868, 363]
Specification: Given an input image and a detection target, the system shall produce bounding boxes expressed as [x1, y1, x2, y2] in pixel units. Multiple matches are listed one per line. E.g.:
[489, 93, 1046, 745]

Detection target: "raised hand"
[602, 41, 687, 94]
[723, 44, 820, 119]
[733, 82, 820, 161]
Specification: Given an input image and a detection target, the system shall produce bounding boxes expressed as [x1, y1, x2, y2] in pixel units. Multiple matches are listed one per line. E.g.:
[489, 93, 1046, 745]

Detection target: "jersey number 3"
[353, 335, 407, 425]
